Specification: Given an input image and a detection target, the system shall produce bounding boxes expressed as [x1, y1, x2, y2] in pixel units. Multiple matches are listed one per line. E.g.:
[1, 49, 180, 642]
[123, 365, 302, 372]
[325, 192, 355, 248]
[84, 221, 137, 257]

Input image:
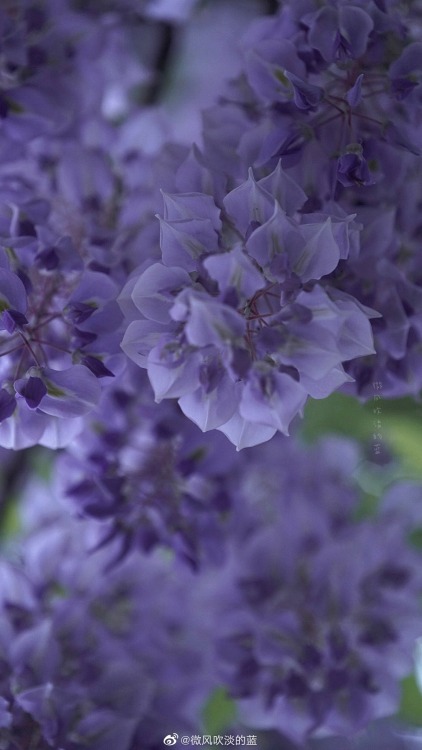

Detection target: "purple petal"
[15, 683, 58, 746]
[217, 411, 277, 450]
[389, 42, 422, 79]
[346, 74, 364, 107]
[284, 72, 324, 111]
[300, 366, 354, 399]
[78, 300, 123, 336]
[182, 295, 245, 347]
[0, 268, 27, 314]
[307, 7, 339, 62]
[391, 77, 419, 100]
[240, 369, 307, 434]
[73, 711, 138, 750]
[384, 122, 421, 156]
[132, 263, 191, 323]
[338, 6, 374, 59]
[244, 38, 306, 103]
[0, 400, 48, 449]
[38, 365, 101, 418]
[334, 295, 377, 360]
[0, 389, 17, 422]
[337, 151, 374, 187]
[0, 697, 11, 729]
[161, 191, 222, 231]
[276, 331, 343, 381]
[69, 270, 118, 306]
[0, 308, 28, 333]
[15, 376, 47, 409]
[80, 356, 114, 378]
[179, 375, 240, 431]
[147, 342, 201, 401]
[295, 218, 341, 281]
[258, 161, 307, 216]
[246, 203, 301, 269]
[120, 320, 169, 368]
[39, 416, 87, 449]
[159, 216, 219, 270]
[65, 302, 97, 325]
[35, 246, 59, 270]
[223, 170, 274, 235]
[301, 210, 359, 261]
[204, 247, 265, 299]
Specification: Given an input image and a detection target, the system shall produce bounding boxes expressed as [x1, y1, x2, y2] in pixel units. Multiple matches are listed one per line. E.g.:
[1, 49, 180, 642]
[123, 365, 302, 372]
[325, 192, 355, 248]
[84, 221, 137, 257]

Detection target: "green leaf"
[301, 393, 422, 481]
[399, 673, 422, 726]
[301, 392, 371, 443]
[0, 497, 21, 540]
[30, 447, 53, 480]
[383, 416, 422, 479]
[202, 687, 237, 735]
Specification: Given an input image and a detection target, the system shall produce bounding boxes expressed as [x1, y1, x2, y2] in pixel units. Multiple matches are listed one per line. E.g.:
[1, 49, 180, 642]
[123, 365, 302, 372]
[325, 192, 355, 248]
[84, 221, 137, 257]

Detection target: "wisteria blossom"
[122, 165, 376, 448]
[0, 0, 421, 748]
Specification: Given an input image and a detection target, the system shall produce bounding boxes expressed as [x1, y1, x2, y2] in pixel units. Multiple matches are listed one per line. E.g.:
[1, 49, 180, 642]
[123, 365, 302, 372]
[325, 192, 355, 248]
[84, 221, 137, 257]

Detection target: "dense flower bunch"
[58, 365, 240, 569]
[0, 163, 126, 448]
[0, 0, 191, 448]
[194, 0, 422, 399]
[0, 0, 192, 150]
[206, 437, 422, 742]
[1, 437, 422, 748]
[121, 0, 422, 444]
[0, 500, 214, 749]
[0, 0, 422, 749]
[0, 1, 77, 160]
[122, 165, 375, 448]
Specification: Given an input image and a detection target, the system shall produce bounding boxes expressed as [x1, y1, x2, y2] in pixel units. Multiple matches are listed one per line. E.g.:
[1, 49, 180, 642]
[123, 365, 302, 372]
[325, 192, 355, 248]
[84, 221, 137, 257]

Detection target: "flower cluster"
[120, 0, 422, 444]
[0, 0, 185, 447]
[0, 506, 214, 749]
[194, 0, 422, 400]
[0, 184, 125, 448]
[122, 164, 375, 448]
[1, 435, 422, 748]
[0, 0, 421, 748]
[58, 365, 240, 569]
[207, 438, 422, 743]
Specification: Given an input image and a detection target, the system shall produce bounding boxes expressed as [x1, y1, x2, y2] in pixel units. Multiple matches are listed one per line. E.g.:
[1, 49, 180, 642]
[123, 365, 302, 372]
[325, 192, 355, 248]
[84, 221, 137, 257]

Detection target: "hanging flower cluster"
[0, 1, 421, 748]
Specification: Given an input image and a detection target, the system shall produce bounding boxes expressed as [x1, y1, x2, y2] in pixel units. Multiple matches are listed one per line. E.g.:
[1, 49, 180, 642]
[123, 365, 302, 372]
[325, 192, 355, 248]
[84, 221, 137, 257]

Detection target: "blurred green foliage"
[302, 392, 422, 479]
[302, 391, 422, 727]
[203, 687, 237, 735]
[399, 674, 422, 727]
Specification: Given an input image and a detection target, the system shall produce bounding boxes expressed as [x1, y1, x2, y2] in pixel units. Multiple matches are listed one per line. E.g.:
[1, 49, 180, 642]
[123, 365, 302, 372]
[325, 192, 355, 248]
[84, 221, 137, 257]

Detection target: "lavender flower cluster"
[0, 0, 422, 748]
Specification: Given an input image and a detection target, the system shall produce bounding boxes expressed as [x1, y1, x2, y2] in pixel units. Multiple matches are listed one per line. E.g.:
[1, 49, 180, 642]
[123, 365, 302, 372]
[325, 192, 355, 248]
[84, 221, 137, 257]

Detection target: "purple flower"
[284, 71, 324, 111]
[207, 437, 422, 743]
[389, 42, 422, 99]
[0, 389, 17, 422]
[0, 178, 124, 446]
[0, 502, 216, 748]
[122, 165, 376, 448]
[305, 5, 374, 62]
[337, 147, 375, 187]
[15, 376, 47, 409]
[173, 0, 422, 405]
[158, 191, 222, 270]
[57, 366, 240, 568]
[346, 74, 364, 107]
